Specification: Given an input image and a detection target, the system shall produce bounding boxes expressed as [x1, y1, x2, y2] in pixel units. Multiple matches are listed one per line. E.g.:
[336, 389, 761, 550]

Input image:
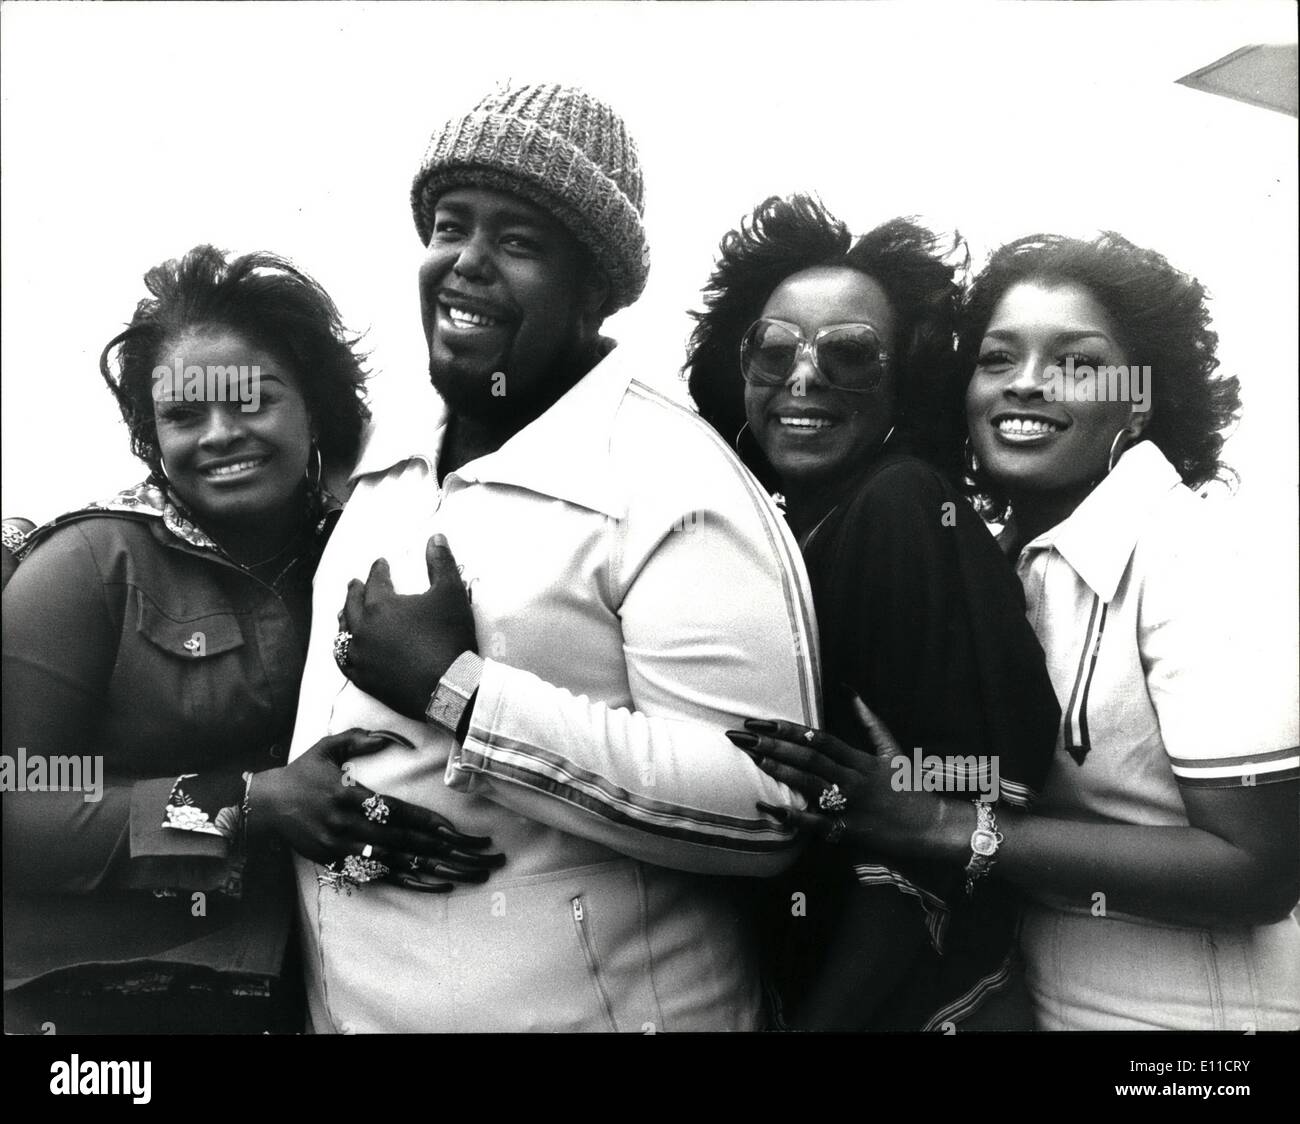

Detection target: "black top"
[768, 452, 1060, 1029]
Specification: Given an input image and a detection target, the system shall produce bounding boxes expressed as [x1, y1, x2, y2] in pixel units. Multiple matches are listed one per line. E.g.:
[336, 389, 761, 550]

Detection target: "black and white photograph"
[1, 0, 1296, 1101]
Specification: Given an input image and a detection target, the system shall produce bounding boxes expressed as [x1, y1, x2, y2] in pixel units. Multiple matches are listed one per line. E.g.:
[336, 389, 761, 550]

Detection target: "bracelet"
[226, 770, 258, 898]
[963, 800, 1003, 896]
[241, 770, 256, 834]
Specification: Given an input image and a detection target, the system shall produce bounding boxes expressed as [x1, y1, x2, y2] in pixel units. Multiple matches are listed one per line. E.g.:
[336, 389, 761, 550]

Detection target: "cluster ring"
[362, 795, 391, 824]
[333, 630, 353, 672]
[818, 783, 848, 813]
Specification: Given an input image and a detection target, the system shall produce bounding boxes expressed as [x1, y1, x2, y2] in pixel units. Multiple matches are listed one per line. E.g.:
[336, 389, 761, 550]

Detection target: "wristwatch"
[425, 651, 485, 737]
[963, 800, 1003, 895]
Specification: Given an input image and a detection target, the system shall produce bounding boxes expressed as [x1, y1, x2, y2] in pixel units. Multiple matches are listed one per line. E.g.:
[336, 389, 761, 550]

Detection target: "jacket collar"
[1020, 441, 1183, 601]
[19, 480, 220, 557]
[350, 341, 630, 519]
[21, 480, 342, 561]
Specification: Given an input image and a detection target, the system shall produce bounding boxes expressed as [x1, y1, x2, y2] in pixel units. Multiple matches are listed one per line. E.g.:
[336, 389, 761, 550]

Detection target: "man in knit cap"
[287, 82, 821, 1031]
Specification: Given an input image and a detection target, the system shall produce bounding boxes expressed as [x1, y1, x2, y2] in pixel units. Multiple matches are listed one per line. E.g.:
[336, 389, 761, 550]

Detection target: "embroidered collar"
[20, 479, 340, 560]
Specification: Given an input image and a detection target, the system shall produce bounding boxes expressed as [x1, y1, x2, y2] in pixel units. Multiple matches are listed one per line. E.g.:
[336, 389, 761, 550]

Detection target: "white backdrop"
[3, 1, 1295, 581]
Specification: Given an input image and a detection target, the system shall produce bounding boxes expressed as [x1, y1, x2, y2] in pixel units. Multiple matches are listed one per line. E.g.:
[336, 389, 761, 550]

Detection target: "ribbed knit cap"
[411, 83, 650, 313]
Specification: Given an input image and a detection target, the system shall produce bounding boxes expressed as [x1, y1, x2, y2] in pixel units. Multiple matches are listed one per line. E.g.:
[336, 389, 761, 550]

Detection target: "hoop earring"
[734, 421, 751, 455]
[305, 442, 322, 490]
[1107, 428, 1132, 475]
[963, 437, 981, 478]
[880, 425, 896, 451]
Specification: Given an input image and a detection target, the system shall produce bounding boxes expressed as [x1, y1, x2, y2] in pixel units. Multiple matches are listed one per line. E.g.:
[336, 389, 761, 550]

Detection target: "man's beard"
[429, 334, 596, 433]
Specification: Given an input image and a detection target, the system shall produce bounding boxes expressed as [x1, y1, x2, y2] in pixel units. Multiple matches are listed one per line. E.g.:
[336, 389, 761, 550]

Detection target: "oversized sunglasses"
[740, 318, 889, 392]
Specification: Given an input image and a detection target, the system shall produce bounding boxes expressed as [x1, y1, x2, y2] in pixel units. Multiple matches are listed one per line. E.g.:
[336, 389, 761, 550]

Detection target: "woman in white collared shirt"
[746, 231, 1298, 1030]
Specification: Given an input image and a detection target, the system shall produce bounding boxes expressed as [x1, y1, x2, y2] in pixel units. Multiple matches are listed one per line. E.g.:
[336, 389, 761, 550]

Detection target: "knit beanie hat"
[411, 83, 650, 313]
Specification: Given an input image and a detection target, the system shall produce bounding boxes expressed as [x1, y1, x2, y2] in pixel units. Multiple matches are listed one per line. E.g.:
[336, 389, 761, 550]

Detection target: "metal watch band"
[425, 651, 485, 735]
[963, 800, 1003, 895]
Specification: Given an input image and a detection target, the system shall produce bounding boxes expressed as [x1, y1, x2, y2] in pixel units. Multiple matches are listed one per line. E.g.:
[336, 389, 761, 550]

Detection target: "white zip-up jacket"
[289, 347, 821, 1032]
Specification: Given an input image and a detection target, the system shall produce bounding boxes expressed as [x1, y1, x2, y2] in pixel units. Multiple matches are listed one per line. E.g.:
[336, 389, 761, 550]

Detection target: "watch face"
[971, 830, 998, 857]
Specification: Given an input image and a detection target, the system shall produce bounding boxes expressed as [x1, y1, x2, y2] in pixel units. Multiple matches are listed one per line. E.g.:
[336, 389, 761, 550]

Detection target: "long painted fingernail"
[743, 719, 777, 734]
[369, 729, 415, 749]
[756, 801, 789, 822]
[725, 730, 760, 750]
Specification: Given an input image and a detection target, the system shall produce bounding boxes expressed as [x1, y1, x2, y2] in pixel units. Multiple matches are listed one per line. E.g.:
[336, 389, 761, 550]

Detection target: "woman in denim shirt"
[3, 246, 501, 1033]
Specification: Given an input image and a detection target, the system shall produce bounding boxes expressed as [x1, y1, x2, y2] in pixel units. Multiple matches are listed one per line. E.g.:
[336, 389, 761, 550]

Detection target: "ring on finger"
[342, 854, 389, 884]
[317, 862, 354, 893]
[333, 630, 353, 672]
[818, 783, 848, 813]
[803, 729, 816, 744]
[362, 794, 391, 824]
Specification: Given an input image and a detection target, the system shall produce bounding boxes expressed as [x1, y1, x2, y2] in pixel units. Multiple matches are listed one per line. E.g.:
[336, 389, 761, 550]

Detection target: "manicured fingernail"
[438, 826, 491, 848]
[725, 730, 760, 750]
[433, 533, 449, 549]
[756, 801, 788, 822]
[369, 729, 415, 749]
[743, 719, 777, 734]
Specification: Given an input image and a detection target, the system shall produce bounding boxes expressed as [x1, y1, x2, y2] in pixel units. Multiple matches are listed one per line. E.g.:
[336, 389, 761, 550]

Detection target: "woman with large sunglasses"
[2, 246, 502, 1033]
[741, 231, 1299, 1030]
[686, 195, 1059, 1030]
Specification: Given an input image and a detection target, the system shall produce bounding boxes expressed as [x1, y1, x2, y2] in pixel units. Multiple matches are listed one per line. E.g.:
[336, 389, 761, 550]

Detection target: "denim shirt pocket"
[137, 594, 246, 657]
[130, 590, 254, 731]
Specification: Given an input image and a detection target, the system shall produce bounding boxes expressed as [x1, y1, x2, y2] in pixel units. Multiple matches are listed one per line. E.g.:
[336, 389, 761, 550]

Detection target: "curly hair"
[99, 245, 370, 481]
[958, 232, 1241, 519]
[685, 194, 967, 485]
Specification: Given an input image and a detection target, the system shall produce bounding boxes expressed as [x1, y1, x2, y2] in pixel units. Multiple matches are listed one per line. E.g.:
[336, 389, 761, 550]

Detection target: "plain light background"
[2, 1, 1295, 622]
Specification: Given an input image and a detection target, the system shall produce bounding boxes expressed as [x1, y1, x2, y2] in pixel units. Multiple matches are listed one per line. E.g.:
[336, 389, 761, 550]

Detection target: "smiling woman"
[955, 232, 1300, 1029]
[740, 231, 1299, 1031]
[152, 327, 316, 559]
[687, 195, 1061, 1030]
[2, 245, 504, 1033]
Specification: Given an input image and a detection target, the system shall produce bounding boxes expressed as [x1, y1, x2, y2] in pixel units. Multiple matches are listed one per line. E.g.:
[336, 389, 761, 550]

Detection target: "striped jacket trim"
[852, 862, 951, 953]
[459, 728, 795, 855]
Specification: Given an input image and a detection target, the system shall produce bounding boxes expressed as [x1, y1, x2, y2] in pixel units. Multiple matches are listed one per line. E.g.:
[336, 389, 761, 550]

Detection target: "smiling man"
[286, 83, 821, 1032]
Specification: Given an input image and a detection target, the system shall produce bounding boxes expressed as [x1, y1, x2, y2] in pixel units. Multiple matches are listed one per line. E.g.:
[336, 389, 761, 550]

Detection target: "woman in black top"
[686, 196, 1059, 1029]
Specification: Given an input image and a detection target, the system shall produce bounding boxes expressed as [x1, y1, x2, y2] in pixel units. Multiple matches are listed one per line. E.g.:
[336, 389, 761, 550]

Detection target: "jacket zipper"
[571, 896, 619, 1032]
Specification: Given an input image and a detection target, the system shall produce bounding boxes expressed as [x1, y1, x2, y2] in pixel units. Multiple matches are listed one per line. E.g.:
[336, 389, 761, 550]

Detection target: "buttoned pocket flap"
[136, 594, 246, 659]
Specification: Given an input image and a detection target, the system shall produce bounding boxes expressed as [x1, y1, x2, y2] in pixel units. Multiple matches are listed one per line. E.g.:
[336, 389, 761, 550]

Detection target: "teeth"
[778, 416, 834, 429]
[997, 417, 1063, 436]
[206, 459, 265, 477]
[447, 306, 501, 328]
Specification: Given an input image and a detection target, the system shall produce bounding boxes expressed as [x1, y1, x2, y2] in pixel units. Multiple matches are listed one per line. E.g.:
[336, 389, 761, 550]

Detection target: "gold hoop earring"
[305, 442, 322, 489]
[963, 437, 981, 478]
[1107, 428, 1132, 475]
[734, 421, 751, 455]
